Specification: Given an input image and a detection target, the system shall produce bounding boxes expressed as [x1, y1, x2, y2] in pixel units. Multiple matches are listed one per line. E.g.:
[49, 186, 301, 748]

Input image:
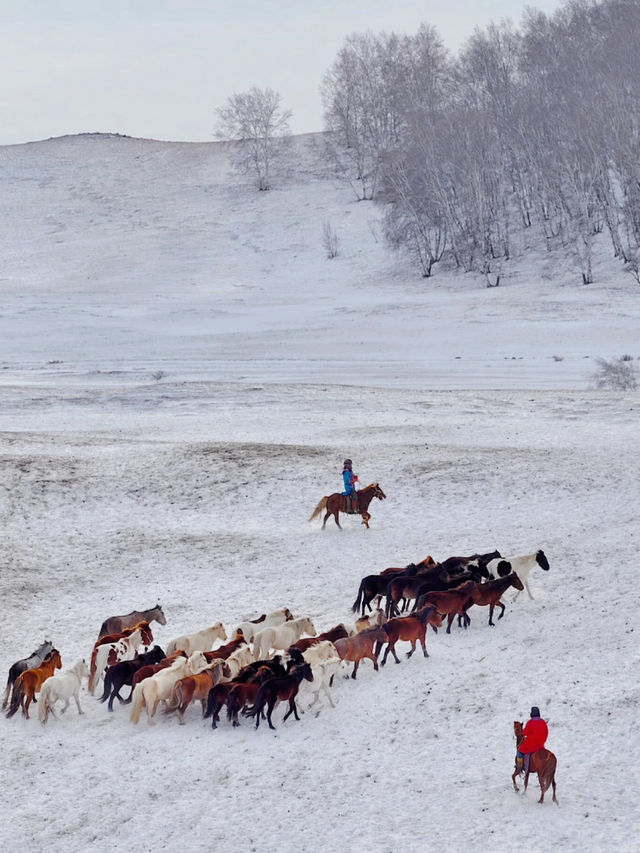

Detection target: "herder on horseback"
[342, 459, 359, 514]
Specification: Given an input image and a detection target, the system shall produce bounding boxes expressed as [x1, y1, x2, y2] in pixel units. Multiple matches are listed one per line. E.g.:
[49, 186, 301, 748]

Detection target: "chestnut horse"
[512, 721, 558, 804]
[289, 623, 349, 653]
[417, 581, 477, 633]
[168, 660, 231, 725]
[98, 604, 166, 640]
[6, 650, 62, 719]
[380, 606, 443, 665]
[333, 626, 388, 679]
[309, 483, 386, 530]
[465, 574, 524, 626]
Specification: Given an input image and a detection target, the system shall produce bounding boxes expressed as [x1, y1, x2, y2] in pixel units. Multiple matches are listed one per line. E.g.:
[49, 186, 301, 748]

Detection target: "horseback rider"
[516, 706, 549, 774]
[342, 459, 359, 513]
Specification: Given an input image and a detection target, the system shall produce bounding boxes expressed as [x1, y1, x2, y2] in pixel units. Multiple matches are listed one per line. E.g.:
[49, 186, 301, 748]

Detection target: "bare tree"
[215, 87, 292, 190]
[322, 221, 339, 259]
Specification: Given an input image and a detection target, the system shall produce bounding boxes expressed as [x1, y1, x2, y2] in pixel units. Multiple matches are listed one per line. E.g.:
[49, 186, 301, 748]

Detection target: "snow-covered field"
[1, 135, 638, 853]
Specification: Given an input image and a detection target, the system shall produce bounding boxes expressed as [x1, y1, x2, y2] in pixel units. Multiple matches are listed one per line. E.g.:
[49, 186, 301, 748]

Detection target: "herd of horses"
[3, 547, 557, 802]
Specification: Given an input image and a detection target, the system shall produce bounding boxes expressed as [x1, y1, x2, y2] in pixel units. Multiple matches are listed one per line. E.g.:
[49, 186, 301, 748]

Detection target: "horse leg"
[322, 510, 331, 530]
[370, 652, 379, 672]
[524, 578, 534, 600]
[406, 639, 416, 659]
[61, 698, 70, 714]
[73, 694, 83, 715]
[381, 642, 397, 666]
[496, 600, 506, 620]
[266, 699, 277, 730]
[446, 613, 455, 634]
[351, 660, 359, 679]
[489, 603, 495, 626]
[512, 767, 520, 792]
[419, 632, 428, 658]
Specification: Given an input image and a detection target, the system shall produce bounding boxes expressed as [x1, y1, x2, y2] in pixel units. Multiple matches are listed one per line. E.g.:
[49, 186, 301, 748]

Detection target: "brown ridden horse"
[289, 624, 349, 653]
[333, 626, 388, 679]
[380, 606, 443, 665]
[512, 721, 558, 804]
[89, 621, 154, 692]
[465, 574, 524, 626]
[417, 580, 477, 633]
[167, 660, 231, 725]
[97, 604, 166, 640]
[6, 650, 62, 719]
[309, 483, 386, 530]
[242, 662, 314, 729]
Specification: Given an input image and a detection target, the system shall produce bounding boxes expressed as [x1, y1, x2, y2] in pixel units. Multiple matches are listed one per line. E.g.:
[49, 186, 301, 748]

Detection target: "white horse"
[165, 622, 227, 656]
[130, 651, 208, 725]
[89, 628, 144, 695]
[352, 609, 386, 635]
[235, 607, 293, 643]
[252, 616, 316, 660]
[486, 550, 550, 600]
[38, 659, 88, 724]
[305, 655, 342, 710]
[222, 645, 254, 678]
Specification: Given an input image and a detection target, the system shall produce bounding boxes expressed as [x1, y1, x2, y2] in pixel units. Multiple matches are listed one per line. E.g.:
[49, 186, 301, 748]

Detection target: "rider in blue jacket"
[342, 459, 358, 512]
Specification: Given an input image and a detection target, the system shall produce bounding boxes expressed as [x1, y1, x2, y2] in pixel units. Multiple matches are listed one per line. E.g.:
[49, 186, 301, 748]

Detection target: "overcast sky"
[1, 0, 565, 145]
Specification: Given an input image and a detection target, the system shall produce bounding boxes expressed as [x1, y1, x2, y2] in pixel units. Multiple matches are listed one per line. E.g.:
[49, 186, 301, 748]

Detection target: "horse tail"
[98, 667, 113, 703]
[242, 688, 263, 720]
[352, 580, 364, 614]
[165, 681, 182, 713]
[2, 676, 13, 711]
[88, 648, 98, 695]
[308, 496, 328, 523]
[5, 676, 24, 719]
[129, 682, 145, 724]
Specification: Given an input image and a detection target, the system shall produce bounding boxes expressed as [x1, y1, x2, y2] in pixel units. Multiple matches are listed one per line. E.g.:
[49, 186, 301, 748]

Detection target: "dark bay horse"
[309, 483, 386, 529]
[242, 662, 314, 730]
[512, 720, 558, 804]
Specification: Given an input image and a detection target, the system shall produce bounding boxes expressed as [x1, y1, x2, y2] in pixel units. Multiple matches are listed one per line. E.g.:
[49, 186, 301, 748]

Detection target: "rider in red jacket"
[516, 706, 549, 772]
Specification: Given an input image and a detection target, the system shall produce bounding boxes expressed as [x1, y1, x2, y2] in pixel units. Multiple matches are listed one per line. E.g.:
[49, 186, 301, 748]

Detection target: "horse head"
[536, 550, 550, 571]
[372, 484, 386, 500]
[513, 721, 524, 743]
[510, 572, 525, 591]
[155, 605, 167, 625]
[284, 608, 294, 621]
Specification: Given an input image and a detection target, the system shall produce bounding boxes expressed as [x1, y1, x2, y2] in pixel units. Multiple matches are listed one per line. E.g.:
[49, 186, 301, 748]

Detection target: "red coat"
[519, 717, 548, 754]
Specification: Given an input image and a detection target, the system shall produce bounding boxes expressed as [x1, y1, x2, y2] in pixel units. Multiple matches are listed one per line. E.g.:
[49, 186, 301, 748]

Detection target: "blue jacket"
[342, 470, 356, 495]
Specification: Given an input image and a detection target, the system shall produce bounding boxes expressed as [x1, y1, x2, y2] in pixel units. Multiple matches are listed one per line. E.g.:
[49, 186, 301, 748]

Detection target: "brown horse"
[203, 632, 248, 663]
[224, 666, 277, 727]
[512, 721, 558, 804]
[309, 483, 386, 530]
[333, 626, 387, 679]
[6, 650, 62, 719]
[167, 660, 231, 725]
[380, 555, 438, 576]
[242, 662, 314, 730]
[290, 624, 350, 653]
[380, 606, 443, 664]
[417, 581, 476, 633]
[97, 604, 166, 640]
[465, 574, 524, 626]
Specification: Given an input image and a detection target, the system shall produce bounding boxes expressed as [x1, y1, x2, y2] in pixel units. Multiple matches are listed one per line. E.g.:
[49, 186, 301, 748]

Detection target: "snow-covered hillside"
[1, 135, 638, 853]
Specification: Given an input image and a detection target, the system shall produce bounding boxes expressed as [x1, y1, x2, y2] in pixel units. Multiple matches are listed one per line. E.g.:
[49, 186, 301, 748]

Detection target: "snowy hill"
[0, 135, 638, 853]
[1, 133, 638, 388]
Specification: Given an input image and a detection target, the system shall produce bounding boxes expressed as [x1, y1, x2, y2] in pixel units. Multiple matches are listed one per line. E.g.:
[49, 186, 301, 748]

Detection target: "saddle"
[345, 494, 359, 514]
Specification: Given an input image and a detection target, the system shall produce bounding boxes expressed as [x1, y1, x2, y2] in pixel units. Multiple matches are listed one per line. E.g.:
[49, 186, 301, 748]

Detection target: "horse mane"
[361, 482, 379, 490]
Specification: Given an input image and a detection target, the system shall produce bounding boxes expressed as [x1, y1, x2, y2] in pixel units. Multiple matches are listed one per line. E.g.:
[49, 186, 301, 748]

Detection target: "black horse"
[2, 639, 55, 711]
[99, 645, 165, 711]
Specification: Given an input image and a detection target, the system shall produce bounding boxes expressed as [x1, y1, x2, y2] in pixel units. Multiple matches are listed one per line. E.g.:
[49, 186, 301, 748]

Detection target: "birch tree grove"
[323, 0, 640, 284]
